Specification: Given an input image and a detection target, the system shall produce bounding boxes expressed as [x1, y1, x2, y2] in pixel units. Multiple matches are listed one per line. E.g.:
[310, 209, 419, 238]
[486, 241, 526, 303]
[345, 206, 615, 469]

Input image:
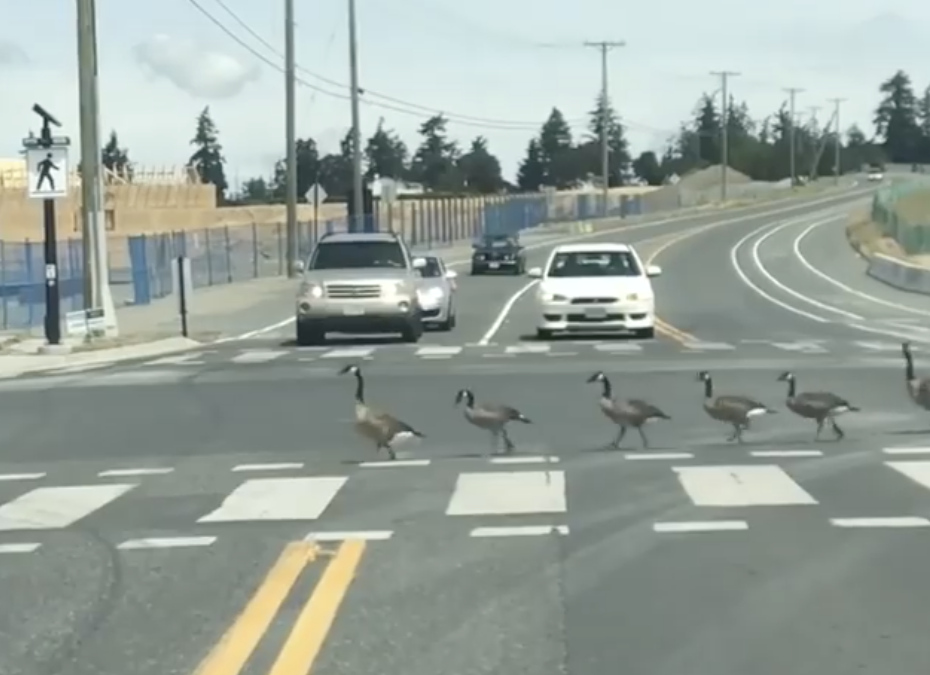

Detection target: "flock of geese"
[337, 341, 930, 458]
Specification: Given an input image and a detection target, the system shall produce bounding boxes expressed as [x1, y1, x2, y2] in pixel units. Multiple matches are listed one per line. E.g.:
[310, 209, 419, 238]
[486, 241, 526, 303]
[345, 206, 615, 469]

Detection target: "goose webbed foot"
[831, 419, 845, 440]
[609, 427, 627, 449]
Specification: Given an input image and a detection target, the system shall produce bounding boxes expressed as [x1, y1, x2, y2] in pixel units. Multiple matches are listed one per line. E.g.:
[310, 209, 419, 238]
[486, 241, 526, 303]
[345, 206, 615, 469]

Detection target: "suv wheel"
[401, 317, 423, 343]
[296, 320, 325, 346]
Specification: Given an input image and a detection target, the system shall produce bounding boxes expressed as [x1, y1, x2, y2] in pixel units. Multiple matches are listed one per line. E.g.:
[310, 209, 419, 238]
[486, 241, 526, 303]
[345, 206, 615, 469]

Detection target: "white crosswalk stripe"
[0, 483, 136, 531]
[230, 349, 288, 364]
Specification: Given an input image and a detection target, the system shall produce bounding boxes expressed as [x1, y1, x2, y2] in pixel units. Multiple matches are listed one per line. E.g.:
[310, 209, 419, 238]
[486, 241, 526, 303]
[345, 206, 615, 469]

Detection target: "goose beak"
[585, 373, 599, 383]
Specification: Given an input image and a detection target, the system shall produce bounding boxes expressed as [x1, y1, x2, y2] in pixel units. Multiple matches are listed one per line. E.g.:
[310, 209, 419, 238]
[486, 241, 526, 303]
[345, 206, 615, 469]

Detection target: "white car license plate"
[585, 307, 607, 318]
[488, 262, 500, 269]
[343, 307, 365, 316]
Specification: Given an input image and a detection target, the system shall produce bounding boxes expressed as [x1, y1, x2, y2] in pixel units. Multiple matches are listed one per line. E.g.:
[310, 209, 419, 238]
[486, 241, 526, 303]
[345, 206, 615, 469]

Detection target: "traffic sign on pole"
[25, 145, 70, 200]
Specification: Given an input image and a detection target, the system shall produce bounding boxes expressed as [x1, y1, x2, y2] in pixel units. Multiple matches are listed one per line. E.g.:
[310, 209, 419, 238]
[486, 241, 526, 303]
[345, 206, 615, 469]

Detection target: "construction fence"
[0, 182, 752, 331]
[872, 181, 930, 254]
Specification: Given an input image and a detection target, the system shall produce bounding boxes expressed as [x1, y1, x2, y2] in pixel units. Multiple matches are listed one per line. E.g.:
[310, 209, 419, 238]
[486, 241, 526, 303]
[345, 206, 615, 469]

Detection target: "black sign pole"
[177, 256, 189, 338]
[39, 118, 61, 346]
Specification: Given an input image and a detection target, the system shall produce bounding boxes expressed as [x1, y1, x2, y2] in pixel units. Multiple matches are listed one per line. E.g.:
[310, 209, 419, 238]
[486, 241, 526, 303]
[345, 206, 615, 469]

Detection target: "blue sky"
[3, 0, 930, 187]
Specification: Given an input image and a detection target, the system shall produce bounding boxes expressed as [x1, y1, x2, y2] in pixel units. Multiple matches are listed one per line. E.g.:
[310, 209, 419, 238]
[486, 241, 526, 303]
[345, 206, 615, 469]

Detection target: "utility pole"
[76, 0, 117, 335]
[784, 87, 804, 187]
[284, 0, 298, 277]
[583, 41, 625, 216]
[347, 0, 364, 231]
[829, 98, 845, 185]
[710, 71, 739, 202]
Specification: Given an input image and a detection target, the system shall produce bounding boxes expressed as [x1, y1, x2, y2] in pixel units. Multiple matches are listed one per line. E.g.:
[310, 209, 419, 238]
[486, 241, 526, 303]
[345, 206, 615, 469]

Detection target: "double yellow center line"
[194, 539, 366, 675]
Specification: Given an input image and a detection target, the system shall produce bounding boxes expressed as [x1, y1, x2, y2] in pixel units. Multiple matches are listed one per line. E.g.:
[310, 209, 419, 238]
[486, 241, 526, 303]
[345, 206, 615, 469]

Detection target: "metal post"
[284, 0, 298, 276]
[785, 87, 804, 187]
[39, 119, 61, 346]
[710, 71, 739, 202]
[76, 0, 117, 334]
[830, 98, 845, 185]
[348, 0, 364, 232]
[584, 40, 624, 216]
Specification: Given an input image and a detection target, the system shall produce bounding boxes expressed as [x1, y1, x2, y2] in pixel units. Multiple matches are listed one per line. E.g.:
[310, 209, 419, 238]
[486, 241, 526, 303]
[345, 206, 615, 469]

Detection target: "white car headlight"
[418, 287, 444, 302]
[539, 291, 568, 303]
[300, 283, 323, 298]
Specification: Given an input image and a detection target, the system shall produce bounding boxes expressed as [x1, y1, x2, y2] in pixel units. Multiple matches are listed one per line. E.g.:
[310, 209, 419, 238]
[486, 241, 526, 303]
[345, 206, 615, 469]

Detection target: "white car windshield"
[547, 251, 641, 278]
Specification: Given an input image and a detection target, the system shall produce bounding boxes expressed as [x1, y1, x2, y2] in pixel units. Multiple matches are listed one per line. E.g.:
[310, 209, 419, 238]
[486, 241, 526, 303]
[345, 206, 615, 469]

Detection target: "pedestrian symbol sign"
[25, 145, 69, 200]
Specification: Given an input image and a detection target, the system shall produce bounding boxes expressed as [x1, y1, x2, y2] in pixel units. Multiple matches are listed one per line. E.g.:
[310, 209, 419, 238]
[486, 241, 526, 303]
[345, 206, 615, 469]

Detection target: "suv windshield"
[310, 241, 407, 270]
[547, 251, 641, 278]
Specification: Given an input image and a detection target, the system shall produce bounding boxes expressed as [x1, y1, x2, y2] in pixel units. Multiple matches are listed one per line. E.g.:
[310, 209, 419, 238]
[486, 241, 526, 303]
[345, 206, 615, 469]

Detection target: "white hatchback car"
[527, 242, 661, 340]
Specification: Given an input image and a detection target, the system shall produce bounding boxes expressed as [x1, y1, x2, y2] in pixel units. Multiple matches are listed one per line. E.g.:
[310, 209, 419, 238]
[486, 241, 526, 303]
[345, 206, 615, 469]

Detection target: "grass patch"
[846, 213, 903, 258]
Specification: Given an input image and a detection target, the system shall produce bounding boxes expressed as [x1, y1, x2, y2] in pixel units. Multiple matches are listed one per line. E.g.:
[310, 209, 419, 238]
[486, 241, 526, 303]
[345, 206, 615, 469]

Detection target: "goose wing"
[486, 403, 531, 423]
[626, 398, 670, 419]
[369, 408, 425, 438]
[796, 391, 851, 409]
[716, 394, 768, 411]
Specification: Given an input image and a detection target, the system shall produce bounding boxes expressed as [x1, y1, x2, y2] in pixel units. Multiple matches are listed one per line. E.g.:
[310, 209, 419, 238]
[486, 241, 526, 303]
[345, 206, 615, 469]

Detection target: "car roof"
[552, 242, 632, 253]
[319, 232, 403, 244]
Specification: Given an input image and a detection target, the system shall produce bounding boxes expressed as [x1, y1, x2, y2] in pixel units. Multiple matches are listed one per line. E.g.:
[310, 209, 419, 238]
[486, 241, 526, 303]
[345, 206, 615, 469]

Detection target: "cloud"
[0, 40, 28, 66]
[132, 34, 259, 99]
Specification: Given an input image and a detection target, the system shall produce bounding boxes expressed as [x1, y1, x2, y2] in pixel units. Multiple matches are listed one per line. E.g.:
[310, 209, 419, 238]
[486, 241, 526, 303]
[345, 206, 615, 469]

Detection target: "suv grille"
[325, 283, 382, 299]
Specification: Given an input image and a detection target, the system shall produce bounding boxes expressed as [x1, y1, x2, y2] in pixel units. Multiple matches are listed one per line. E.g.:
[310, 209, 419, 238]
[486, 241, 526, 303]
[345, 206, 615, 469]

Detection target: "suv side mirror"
[293, 260, 305, 273]
[412, 257, 427, 269]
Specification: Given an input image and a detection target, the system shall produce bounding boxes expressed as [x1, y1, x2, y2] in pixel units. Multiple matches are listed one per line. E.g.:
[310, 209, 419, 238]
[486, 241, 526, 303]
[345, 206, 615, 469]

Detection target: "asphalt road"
[1, 364, 929, 675]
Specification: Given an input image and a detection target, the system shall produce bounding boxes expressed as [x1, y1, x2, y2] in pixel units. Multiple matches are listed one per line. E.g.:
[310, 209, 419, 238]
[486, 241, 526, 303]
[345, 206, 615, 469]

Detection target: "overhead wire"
[187, 0, 600, 131]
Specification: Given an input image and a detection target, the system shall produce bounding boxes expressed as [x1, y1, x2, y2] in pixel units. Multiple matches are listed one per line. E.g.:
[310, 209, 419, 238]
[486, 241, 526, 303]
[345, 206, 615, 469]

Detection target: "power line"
[711, 70, 739, 202]
[784, 87, 804, 187]
[584, 40, 624, 214]
[192, 0, 584, 130]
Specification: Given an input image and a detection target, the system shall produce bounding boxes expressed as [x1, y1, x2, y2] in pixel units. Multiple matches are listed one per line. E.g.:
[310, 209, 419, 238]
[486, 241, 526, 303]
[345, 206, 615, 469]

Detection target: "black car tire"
[296, 320, 325, 346]
[401, 317, 424, 343]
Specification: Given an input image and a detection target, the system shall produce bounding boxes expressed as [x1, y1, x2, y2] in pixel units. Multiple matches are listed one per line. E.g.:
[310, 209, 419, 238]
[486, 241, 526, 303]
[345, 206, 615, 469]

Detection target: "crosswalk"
[3, 446, 930, 552]
[17, 337, 915, 380]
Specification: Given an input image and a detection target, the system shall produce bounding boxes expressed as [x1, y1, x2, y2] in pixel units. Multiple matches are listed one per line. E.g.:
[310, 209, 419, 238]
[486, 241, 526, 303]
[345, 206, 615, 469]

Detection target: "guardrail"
[866, 252, 930, 294]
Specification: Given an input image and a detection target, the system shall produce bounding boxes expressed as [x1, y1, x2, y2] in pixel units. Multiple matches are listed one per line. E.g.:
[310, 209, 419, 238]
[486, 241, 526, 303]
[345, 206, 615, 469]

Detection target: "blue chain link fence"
[0, 191, 647, 330]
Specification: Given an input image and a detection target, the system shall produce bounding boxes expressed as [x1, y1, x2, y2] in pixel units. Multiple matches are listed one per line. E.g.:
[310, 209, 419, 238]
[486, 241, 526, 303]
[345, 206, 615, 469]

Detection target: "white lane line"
[230, 350, 288, 364]
[673, 465, 818, 506]
[681, 341, 736, 351]
[624, 452, 694, 461]
[415, 346, 463, 357]
[750, 450, 823, 458]
[143, 352, 208, 366]
[730, 217, 830, 323]
[118, 536, 217, 550]
[319, 347, 375, 359]
[653, 520, 749, 533]
[594, 343, 644, 353]
[883, 447, 930, 455]
[446, 471, 567, 515]
[470, 525, 569, 538]
[98, 468, 174, 477]
[358, 459, 431, 468]
[505, 344, 551, 354]
[305, 530, 393, 542]
[489, 456, 559, 464]
[232, 462, 305, 471]
[0, 543, 41, 553]
[478, 281, 540, 346]
[830, 517, 930, 529]
[793, 218, 930, 318]
[749, 216, 863, 320]
[0, 473, 46, 481]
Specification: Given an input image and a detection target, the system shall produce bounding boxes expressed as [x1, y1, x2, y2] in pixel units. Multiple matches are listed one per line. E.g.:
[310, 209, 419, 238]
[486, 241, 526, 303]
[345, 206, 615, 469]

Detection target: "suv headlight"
[538, 289, 567, 303]
[384, 281, 405, 297]
[300, 282, 323, 299]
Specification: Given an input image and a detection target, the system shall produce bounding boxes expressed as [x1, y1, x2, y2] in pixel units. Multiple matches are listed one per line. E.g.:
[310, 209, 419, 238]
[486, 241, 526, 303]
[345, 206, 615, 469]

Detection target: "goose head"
[696, 370, 710, 383]
[338, 364, 361, 376]
[777, 371, 795, 382]
[454, 389, 475, 407]
[586, 371, 607, 384]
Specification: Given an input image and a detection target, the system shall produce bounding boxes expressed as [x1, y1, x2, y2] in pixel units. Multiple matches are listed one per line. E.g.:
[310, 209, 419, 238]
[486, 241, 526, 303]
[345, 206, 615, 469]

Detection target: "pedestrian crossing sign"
[25, 145, 69, 199]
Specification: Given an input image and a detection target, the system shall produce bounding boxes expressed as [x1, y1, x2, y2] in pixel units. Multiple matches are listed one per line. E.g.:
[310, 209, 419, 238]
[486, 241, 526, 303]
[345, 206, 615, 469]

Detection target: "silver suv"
[294, 231, 427, 345]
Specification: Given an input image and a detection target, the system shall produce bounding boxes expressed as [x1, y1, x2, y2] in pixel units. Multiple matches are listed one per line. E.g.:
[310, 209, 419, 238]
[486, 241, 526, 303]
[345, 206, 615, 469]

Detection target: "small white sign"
[64, 308, 106, 337]
[25, 146, 69, 199]
[305, 183, 327, 205]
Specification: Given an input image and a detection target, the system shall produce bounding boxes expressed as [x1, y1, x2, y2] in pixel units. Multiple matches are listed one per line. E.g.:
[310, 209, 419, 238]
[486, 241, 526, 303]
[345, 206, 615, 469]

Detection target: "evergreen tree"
[457, 136, 504, 194]
[364, 119, 408, 180]
[577, 95, 630, 186]
[271, 138, 320, 202]
[537, 108, 577, 188]
[631, 151, 663, 185]
[101, 130, 133, 182]
[516, 139, 545, 191]
[317, 130, 354, 198]
[188, 106, 228, 203]
[874, 70, 921, 163]
[409, 115, 461, 191]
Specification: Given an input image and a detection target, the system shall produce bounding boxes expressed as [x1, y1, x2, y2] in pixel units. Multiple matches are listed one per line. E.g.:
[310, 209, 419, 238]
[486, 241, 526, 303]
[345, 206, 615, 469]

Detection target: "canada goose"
[454, 389, 531, 454]
[776, 371, 859, 440]
[585, 371, 670, 449]
[697, 371, 777, 443]
[338, 364, 425, 460]
[901, 342, 930, 410]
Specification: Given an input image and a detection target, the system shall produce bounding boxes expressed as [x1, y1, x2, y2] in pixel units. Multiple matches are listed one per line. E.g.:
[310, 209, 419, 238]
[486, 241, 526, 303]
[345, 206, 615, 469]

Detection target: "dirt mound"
[677, 165, 752, 190]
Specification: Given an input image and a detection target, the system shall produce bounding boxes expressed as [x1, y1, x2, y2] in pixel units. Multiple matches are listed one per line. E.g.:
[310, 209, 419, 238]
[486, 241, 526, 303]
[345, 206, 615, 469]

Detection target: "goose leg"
[611, 426, 627, 449]
[831, 417, 845, 440]
[488, 431, 498, 455]
[734, 424, 745, 444]
[814, 419, 824, 441]
[636, 425, 649, 448]
[726, 425, 738, 442]
[501, 428, 516, 453]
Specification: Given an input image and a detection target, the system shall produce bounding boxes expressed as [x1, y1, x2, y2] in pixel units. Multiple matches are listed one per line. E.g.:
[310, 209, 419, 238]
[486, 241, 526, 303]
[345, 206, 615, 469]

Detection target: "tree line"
[96, 70, 928, 206]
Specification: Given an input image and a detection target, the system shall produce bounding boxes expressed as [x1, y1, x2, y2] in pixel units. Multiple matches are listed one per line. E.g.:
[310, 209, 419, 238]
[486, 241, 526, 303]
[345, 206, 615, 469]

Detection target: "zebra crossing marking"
[414, 346, 463, 357]
[0, 473, 45, 481]
[593, 343, 643, 353]
[98, 467, 174, 477]
[359, 459, 431, 468]
[0, 483, 136, 531]
[624, 452, 694, 461]
[749, 450, 823, 458]
[232, 462, 305, 472]
[883, 447, 930, 455]
[231, 349, 289, 364]
[305, 530, 393, 542]
[885, 460, 930, 489]
[829, 517, 930, 529]
[144, 352, 208, 366]
[0, 542, 41, 553]
[469, 524, 569, 538]
[653, 520, 749, 533]
[318, 347, 375, 359]
[672, 465, 819, 506]
[118, 536, 217, 550]
[445, 471, 567, 516]
[196, 476, 348, 523]
[488, 455, 559, 465]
